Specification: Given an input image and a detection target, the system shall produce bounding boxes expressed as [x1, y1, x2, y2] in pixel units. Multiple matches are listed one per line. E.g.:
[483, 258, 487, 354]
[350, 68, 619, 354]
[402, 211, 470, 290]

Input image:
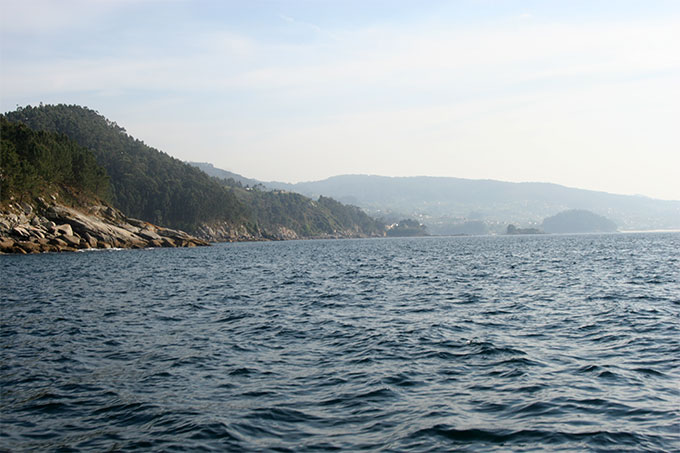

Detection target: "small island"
[542, 209, 617, 233]
[506, 224, 544, 235]
[386, 219, 429, 237]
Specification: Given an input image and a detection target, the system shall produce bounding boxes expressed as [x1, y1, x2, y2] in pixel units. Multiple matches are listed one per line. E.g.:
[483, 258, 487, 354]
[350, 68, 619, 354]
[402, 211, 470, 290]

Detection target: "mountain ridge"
[191, 167, 679, 232]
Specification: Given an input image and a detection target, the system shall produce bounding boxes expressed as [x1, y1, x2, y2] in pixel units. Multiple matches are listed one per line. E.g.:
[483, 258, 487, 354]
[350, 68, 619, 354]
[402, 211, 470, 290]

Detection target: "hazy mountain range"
[191, 163, 680, 233]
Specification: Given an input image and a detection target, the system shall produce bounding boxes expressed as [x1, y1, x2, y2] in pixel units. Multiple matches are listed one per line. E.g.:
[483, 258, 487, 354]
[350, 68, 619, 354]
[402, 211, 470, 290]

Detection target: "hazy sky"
[2, 1, 679, 200]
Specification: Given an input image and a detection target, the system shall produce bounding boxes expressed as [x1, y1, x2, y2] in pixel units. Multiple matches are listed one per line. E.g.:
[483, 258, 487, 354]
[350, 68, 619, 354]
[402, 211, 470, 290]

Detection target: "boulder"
[21, 202, 33, 215]
[84, 233, 98, 248]
[127, 218, 149, 228]
[11, 226, 31, 239]
[54, 224, 74, 237]
[138, 228, 162, 241]
[49, 237, 68, 248]
[27, 226, 45, 239]
[18, 241, 41, 254]
[0, 238, 16, 252]
[61, 234, 81, 247]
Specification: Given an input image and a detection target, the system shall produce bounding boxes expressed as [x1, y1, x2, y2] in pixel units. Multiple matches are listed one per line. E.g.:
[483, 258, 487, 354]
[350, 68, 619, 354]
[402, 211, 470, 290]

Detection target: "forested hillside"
[0, 116, 109, 203]
[216, 182, 384, 238]
[4, 105, 245, 231]
[542, 209, 617, 233]
[3, 104, 383, 239]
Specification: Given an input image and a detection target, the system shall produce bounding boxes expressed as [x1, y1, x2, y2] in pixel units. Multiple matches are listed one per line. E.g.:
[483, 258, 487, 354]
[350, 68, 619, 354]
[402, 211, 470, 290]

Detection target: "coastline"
[0, 198, 208, 255]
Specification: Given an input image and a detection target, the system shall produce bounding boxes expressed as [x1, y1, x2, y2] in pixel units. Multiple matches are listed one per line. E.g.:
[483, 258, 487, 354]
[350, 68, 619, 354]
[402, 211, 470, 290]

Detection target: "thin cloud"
[2, 2, 679, 199]
[278, 13, 322, 33]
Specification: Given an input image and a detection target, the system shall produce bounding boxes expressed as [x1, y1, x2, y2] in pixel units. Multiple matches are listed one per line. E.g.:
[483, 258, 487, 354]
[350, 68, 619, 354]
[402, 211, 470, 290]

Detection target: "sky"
[1, 0, 679, 200]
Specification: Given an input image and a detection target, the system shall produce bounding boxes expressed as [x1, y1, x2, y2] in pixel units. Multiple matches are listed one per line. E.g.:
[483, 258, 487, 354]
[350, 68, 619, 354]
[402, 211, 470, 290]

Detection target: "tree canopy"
[4, 104, 245, 230]
[3, 104, 384, 238]
[1, 116, 109, 202]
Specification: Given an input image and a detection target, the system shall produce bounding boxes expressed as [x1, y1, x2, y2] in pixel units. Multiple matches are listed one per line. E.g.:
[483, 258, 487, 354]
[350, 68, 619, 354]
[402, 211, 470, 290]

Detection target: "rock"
[27, 226, 45, 239]
[138, 228, 162, 241]
[18, 241, 41, 253]
[11, 226, 31, 238]
[11, 246, 27, 254]
[0, 238, 16, 252]
[49, 237, 68, 248]
[61, 235, 81, 247]
[127, 218, 149, 228]
[21, 202, 33, 215]
[118, 223, 140, 234]
[2, 200, 209, 254]
[54, 224, 74, 237]
[129, 240, 147, 249]
[84, 233, 98, 248]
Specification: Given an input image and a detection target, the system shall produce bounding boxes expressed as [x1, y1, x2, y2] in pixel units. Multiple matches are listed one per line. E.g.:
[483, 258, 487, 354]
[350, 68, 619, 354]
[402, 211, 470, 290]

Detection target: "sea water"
[1, 233, 679, 451]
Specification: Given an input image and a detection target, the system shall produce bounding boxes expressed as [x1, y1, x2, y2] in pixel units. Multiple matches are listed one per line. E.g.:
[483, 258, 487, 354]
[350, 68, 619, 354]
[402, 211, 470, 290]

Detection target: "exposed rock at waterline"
[0, 201, 208, 254]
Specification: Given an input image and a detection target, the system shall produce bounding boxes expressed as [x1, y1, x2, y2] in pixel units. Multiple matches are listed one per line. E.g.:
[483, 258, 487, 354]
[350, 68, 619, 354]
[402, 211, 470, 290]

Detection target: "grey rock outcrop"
[1, 200, 208, 254]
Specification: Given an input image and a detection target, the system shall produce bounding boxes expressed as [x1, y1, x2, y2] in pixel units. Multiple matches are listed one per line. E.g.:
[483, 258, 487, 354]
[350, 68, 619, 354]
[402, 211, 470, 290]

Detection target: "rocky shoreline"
[0, 198, 208, 254]
[194, 220, 380, 242]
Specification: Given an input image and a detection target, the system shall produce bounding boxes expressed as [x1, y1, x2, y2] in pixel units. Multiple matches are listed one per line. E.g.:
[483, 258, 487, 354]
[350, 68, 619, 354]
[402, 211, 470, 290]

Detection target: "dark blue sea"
[2, 233, 679, 452]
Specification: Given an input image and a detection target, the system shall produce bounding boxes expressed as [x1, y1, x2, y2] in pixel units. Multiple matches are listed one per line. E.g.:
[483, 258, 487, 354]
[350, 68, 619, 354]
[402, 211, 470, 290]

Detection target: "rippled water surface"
[2, 233, 679, 452]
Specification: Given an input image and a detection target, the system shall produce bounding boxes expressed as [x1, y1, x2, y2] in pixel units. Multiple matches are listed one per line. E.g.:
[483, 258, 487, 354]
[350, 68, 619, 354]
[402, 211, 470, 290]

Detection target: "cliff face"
[0, 197, 208, 254]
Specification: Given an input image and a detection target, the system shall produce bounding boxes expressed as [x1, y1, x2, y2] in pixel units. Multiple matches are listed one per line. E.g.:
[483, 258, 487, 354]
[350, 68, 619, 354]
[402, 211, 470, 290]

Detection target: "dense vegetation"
[3, 104, 384, 237]
[0, 116, 109, 203]
[386, 219, 428, 237]
[506, 224, 542, 235]
[4, 105, 249, 230]
[212, 180, 384, 237]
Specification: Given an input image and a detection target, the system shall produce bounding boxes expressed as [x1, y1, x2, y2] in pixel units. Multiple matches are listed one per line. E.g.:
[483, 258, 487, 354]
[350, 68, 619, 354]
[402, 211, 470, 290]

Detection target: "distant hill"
[186, 163, 384, 239]
[265, 175, 680, 231]
[188, 162, 261, 188]
[386, 219, 429, 237]
[3, 105, 384, 240]
[542, 209, 617, 234]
